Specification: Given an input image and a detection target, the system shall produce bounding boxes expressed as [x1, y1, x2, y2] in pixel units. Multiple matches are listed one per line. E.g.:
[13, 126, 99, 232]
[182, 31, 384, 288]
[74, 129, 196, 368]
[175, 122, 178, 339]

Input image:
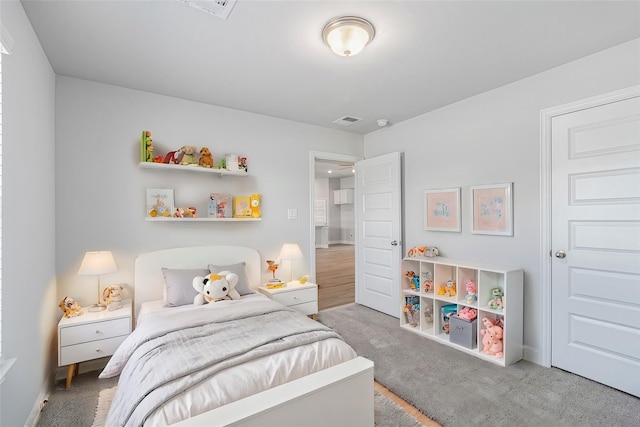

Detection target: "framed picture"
[423, 188, 461, 232]
[146, 188, 175, 217]
[470, 183, 513, 236]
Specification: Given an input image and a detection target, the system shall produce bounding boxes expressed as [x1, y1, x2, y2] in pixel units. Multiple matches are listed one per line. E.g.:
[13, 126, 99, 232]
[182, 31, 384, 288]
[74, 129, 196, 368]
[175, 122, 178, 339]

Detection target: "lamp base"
[87, 303, 107, 312]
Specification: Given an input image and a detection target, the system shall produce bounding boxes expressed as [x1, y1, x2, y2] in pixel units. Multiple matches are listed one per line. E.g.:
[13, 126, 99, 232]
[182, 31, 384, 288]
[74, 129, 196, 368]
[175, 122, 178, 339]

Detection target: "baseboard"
[328, 240, 355, 245]
[25, 377, 51, 427]
[523, 345, 543, 366]
[316, 244, 329, 249]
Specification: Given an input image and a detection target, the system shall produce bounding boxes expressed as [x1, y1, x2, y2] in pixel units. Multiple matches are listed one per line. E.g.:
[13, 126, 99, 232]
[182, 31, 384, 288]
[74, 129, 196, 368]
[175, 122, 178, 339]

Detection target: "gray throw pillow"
[161, 267, 209, 307]
[208, 262, 253, 296]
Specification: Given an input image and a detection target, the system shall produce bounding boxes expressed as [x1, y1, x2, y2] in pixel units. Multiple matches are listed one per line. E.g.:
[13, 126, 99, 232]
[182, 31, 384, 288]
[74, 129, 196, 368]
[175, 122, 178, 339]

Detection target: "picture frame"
[146, 188, 175, 218]
[423, 188, 461, 232]
[470, 183, 513, 236]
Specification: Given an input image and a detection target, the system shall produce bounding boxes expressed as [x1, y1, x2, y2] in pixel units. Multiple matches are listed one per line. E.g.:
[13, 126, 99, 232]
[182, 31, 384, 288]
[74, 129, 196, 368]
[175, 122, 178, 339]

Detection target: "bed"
[100, 245, 374, 427]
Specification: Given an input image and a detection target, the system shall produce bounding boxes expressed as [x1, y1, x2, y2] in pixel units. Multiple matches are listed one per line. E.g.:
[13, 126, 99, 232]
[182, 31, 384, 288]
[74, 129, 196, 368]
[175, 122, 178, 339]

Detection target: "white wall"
[364, 39, 640, 364]
[314, 178, 329, 248]
[339, 176, 355, 244]
[1, 2, 58, 426]
[55, 77, 363, 304]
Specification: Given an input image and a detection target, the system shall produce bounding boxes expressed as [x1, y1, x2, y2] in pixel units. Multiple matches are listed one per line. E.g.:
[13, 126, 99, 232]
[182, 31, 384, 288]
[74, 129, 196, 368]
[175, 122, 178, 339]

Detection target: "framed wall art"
[424, 187, 461, 232]
[470, 183, 513, 236]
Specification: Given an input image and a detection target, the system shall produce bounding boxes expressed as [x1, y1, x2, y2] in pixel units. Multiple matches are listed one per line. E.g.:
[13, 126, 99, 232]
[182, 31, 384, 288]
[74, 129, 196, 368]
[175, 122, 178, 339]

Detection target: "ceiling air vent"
[333, 116, 363, 126]
[179, 0, 237, 20]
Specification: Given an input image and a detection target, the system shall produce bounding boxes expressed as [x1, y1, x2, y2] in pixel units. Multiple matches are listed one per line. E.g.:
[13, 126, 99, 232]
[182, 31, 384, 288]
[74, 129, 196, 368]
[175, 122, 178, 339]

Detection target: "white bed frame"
[134, 246, 374, 426]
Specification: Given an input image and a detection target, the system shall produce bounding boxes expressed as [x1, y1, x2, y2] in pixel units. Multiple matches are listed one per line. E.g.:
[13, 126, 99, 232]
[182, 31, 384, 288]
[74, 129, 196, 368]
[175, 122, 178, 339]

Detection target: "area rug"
[318, 303, 640, 427]
[91, 386, 424, 426]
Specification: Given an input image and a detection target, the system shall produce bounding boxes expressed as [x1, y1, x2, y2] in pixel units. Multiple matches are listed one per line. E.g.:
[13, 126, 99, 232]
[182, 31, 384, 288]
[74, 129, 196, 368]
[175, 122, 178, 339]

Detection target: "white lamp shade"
[323, 16, 375, 57]
[78, 251, 117, 276]
[278, 243, 303, 261]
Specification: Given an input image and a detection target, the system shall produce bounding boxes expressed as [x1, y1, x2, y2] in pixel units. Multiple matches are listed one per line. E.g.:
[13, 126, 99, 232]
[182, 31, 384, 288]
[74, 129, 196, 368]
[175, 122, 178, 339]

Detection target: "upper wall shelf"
[138, 162, 249, 177]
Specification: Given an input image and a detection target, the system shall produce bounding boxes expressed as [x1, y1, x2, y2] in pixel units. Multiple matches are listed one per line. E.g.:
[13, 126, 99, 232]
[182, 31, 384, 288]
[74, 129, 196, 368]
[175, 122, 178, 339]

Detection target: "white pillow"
[208, 262, 253, 296]
[161, 267, 209, 306]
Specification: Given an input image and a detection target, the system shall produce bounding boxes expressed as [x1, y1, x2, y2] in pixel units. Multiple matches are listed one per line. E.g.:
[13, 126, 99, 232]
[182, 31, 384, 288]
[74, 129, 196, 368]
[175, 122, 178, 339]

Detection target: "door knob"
[391, 240, 398, 246]
[555, 251, 566, 259]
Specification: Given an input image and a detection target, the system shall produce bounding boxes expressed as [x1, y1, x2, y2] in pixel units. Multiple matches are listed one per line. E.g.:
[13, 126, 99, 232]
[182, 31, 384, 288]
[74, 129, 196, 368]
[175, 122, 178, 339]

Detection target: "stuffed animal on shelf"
[437, 279, 456, 297]
[480, 317, 504, 357]
[405, 271, 420, 291]
[488, 287, 504, 310]
[58, 296, 83, 318]
[198, 147, 214, 168]
[465, 280, 478, 304]
[421, 271, 434, 293]
[407, 246, 427, 258]
[179, 146, 198, 165]
[192, 271, 240, 305]
[457, 306, 478, 321]
[163, 149, 183, 164]
[102, 285, 124, 311]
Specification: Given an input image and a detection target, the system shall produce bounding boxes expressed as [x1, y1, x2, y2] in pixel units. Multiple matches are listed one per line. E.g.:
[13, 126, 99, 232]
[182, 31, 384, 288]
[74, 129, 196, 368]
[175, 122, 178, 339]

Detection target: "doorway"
[309, 152, 359, 310]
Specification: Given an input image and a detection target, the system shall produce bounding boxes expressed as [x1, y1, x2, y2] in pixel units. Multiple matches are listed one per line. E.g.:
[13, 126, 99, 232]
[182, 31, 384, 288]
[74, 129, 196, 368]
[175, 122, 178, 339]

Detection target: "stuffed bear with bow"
[192, 271, 240, 305]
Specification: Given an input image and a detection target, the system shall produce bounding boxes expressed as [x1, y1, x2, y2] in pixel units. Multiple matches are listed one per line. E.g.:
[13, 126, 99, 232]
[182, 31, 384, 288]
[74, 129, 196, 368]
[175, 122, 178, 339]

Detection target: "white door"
[551, 95, 640, 397]
[355, 152, 402, 317]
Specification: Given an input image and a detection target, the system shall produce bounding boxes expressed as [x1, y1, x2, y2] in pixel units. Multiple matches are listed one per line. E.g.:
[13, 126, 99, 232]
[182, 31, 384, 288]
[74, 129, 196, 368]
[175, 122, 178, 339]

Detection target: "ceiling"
[20, 1, 640, 135]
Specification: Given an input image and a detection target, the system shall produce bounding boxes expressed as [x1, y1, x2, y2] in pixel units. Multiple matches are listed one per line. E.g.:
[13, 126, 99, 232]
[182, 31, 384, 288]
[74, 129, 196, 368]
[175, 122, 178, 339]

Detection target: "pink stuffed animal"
[480, 317, 504, 357]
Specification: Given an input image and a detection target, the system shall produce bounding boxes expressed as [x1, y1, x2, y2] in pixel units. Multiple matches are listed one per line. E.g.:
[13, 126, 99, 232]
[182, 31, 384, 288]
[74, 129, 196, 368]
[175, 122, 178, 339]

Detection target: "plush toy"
[199, 147, 214, 168]
[102, 285, 124, 311]
[405, 271, 420, 291]
[465, 280, 478, 304]
[58, 296, 83, 318]
[456, 306, 477, 321]
[437, 279, 457, 297]
[480, 317, 504, 357]
[488, 287, 504, 310]
[250, 193, 261, 218]
[163, 149, 182, 164]
[193, 271, 240, 305]
[421, 271, 434, 293]
[406, 246, 426, 257]
[179, 145, 198, 165]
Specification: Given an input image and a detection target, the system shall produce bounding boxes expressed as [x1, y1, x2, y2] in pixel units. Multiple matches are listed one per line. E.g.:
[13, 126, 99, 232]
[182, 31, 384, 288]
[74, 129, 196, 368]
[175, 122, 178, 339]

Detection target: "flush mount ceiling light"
[322, 16, 375, 57]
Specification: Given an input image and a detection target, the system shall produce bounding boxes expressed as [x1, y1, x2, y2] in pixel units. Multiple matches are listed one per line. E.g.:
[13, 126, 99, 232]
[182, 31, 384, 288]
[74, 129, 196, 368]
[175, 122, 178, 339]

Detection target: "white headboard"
[134, 246, 261, 319]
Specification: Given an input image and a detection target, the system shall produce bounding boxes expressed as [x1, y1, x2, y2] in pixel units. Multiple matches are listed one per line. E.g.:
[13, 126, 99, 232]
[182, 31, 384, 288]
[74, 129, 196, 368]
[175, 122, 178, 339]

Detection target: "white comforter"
[100, 298, 356, 426]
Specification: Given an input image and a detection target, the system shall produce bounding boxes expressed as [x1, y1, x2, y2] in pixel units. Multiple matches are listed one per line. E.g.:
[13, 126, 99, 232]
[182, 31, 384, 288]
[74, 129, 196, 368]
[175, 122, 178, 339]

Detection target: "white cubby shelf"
[401, 256, 523, 366]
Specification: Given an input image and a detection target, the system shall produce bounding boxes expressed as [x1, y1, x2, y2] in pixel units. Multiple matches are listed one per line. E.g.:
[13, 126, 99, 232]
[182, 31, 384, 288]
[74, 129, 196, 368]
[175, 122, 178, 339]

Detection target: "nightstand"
[258, 282, 318, 319]
[58, 301, 132, 388]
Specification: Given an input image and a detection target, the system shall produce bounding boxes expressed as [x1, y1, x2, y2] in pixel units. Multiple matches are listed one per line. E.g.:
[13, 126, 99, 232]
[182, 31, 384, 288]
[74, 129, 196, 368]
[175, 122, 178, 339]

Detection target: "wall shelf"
[138, 162, 249, 177]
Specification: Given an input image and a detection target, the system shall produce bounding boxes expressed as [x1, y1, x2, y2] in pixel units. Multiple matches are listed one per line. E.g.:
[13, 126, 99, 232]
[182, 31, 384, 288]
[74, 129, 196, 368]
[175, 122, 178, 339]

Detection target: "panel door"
[355, 152, 402, 317]
[551, 95, 640, 397]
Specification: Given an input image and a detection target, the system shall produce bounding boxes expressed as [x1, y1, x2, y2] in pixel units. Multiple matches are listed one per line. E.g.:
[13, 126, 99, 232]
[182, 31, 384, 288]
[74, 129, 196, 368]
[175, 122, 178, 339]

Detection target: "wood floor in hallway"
[316, 244, 355, 310]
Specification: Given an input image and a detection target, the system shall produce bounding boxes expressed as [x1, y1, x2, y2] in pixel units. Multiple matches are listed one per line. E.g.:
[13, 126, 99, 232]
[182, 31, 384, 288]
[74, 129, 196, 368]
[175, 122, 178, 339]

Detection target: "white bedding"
[103, 297, 357, 426]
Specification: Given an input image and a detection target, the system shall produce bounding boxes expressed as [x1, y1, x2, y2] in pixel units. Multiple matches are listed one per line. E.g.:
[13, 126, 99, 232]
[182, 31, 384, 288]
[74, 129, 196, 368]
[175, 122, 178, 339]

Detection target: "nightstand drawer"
[60, 335, 127, 366]
[60, 317, 130, 347]
[289, 301, 318, 316]
[272, 288, 317, 307]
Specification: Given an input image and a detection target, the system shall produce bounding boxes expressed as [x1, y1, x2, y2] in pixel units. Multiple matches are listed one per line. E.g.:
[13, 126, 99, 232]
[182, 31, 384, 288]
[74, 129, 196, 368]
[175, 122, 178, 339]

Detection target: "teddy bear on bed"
[192, 271, 240, 305]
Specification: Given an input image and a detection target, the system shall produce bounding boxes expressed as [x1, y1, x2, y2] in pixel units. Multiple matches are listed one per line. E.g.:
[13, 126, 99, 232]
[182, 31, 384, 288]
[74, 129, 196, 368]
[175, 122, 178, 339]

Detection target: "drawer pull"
[96, 348, 101, 352]
[95, 330, 100, 334]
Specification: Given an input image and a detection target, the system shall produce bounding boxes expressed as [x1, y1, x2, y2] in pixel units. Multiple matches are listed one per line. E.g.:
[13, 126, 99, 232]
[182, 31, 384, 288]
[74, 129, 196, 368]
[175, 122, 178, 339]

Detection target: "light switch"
[288, 209, 298, 220]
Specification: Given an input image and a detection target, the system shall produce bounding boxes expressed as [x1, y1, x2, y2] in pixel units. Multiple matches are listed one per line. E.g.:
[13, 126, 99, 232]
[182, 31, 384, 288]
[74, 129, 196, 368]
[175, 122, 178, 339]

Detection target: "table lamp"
[278, 243, 303, 284]
[78, 251, 117, 312]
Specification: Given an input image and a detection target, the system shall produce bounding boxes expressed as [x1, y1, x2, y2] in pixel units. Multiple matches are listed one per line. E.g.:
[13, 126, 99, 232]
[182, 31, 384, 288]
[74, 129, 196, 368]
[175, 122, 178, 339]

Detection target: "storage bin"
[449, 315, 477, 349]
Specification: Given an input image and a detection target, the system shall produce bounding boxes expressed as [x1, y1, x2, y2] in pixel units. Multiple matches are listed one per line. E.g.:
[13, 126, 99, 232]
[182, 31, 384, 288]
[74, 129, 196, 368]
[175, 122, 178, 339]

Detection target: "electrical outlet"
[287, 209, 298, 220]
